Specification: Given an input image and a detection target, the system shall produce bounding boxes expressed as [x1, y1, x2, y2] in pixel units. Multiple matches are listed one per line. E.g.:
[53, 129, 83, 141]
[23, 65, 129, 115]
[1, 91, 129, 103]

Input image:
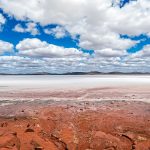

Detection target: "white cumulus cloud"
[0, 13, 6, 31]
[0, 0, 142, 51]
[16, 38, 86, 58]
[13, 22, 39, 35]
[0, 40, 14, 54]
[95, 48, 126, 57]
[44, 26, 67, 39]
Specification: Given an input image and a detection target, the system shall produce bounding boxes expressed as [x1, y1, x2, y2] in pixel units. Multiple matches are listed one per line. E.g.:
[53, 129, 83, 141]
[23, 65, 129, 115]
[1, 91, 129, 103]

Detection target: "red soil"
[0, 101, 150, 150]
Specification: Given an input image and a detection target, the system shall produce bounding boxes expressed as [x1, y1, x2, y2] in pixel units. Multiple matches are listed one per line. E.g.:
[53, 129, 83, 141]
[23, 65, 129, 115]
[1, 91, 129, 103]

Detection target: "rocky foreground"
[0, 100, 150, 150]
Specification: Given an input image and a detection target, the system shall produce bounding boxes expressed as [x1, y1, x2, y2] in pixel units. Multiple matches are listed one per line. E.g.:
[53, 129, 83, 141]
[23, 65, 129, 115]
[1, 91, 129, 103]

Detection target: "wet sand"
[0, 75, 150, 149]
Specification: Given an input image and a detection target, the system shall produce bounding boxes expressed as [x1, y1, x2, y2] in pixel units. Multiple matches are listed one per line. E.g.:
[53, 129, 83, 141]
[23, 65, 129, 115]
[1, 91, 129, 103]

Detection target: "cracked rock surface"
[0, 101, 150, 150]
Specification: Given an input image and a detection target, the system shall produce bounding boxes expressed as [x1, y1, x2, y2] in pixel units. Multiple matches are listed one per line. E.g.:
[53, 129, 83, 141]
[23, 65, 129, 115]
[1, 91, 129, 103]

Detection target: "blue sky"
[0, 0, 150, 73]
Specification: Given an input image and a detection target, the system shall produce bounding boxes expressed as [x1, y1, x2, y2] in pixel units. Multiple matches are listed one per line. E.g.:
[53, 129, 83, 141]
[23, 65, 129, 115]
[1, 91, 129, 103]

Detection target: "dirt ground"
[0, 100, 150, 150]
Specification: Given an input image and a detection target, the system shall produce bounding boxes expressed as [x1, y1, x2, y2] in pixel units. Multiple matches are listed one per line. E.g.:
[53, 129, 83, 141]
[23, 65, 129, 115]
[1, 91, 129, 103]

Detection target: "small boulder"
[25, 128, 34, 133]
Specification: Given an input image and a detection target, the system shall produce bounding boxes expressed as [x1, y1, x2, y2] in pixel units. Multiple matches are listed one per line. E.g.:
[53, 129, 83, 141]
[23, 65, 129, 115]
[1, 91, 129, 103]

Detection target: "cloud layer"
[0, 0, 150, 73]
[0, 37, 149, 73]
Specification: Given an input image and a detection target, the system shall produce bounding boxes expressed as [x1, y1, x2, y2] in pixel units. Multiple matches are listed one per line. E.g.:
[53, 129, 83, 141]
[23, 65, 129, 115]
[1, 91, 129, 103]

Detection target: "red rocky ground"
[0, 100, 150, 150]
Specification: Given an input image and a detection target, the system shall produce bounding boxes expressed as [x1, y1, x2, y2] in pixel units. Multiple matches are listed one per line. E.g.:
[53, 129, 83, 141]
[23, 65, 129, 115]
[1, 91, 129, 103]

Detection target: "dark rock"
[25, 128, 34, 132]
[0, 122, 8, 127]
[34, 147, 43, 150]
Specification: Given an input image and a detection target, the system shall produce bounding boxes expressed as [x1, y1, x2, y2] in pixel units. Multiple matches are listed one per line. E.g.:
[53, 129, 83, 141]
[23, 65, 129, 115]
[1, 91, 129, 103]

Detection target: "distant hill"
[0, 71, 150, 75]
